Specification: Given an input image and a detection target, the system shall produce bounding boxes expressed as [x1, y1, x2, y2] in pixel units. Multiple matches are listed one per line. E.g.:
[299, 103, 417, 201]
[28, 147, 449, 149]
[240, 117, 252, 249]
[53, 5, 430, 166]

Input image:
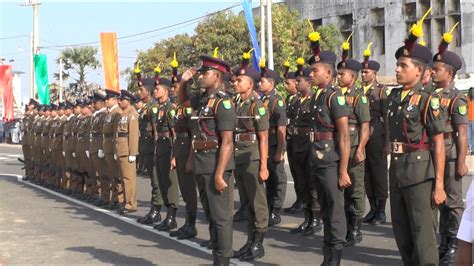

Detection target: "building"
[285, 0, 473, 77]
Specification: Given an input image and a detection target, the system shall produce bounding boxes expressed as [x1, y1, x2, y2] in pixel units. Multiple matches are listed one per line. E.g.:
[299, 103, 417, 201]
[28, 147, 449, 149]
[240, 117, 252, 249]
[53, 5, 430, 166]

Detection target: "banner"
[100, 32, 120, 92]
[34, 54, 50, 105]
[242, 0, 262, 70]
[0, 65, 14, 121]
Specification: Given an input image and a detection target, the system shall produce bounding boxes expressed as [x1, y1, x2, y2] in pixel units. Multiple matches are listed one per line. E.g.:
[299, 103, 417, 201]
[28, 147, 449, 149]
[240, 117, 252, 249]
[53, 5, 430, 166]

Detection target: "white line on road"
[1, 174, 251, 266]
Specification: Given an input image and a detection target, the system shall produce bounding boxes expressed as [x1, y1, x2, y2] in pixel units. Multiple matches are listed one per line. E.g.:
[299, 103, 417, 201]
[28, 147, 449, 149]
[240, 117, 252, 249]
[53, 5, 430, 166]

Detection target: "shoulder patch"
[152, 107, 158, 114]
[222, 100, 232, 110]
[277, 100, 284, 107]
[258, 107, 266, 116]
[361, 96, 368, 104]
[185, 107, 192, 115]
[169, 109, 176, 117]
[337, 96, 346, 106]
[430, 97, 440, 110]
[458, 105, 467, 115]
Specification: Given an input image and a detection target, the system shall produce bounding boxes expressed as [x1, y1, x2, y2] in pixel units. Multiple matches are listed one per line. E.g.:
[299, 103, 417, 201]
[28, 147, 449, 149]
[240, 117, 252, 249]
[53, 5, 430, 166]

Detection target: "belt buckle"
[309, 132, 314, 143]
[391, 142, 404, 154]
[235, 134, 240, 142]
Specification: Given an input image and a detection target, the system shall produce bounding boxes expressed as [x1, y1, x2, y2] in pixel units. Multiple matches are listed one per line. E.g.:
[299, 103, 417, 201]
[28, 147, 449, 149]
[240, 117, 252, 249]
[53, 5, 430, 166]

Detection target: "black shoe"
[438, 235, 449, 259]
[177, 214, 197, 240]
[290, 208, 311, 234]
[284, 200, 304, 214]
[345, 217, 362, 247]
[329, 246, 343, 266]
[200, 239, 217, 250]
[239, 232, 265, 261]
[363, 197, 377, 224]
[370, 199, 387, 225]
[153, 208, 177, 231]
[137, 205, 162, 225]
[213, 255, 230, 266]
[268, 211, 281, 227]
[233, 234, 253, 258]
[117, 207, 137, 215]
[233, 208, 248, 222]
[303, 212, 322, 236]
[321, 245, 331, 266]
[440, 238, 458, 266]
[200, 239, 211, 248]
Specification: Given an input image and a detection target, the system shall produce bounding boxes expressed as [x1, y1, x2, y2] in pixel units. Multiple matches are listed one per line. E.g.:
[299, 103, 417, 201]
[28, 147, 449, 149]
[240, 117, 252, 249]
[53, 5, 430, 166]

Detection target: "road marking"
[0, 174, 251, 266]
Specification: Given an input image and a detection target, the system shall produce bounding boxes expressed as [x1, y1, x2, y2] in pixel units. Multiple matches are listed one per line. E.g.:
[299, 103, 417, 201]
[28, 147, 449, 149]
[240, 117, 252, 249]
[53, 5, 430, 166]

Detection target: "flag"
[0, 65, 14, 121]
[34, 54, 50, 105]
[242, 0, 262, 70]
[100, 32, 120, 92]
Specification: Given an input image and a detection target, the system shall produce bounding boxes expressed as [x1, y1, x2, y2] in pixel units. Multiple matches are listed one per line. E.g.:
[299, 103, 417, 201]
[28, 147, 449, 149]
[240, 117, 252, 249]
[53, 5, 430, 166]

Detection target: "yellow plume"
[419, 36, 426, 47]
[242, 48, 254, 60]
[296, 57, 305, 66]
[410, 7, 432, 38]
[283, 58, 290, 68]
[133, 61, 141, 74]
[170, 52, 179, 68]
[342, 32, 353, 51]
[154, 62, 162, 74]
[306, 19, 315, 32]
[363, 42, 373, 57]
[259, 56, 266, 68]
[308, 31, 320, 42]
[443, 22, 459, 43]
[212, 47, 219, 58]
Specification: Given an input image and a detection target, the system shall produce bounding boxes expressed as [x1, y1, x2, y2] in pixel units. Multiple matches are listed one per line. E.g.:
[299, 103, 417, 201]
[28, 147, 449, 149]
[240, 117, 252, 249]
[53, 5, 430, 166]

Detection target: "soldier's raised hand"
[181, 68, 196, 83]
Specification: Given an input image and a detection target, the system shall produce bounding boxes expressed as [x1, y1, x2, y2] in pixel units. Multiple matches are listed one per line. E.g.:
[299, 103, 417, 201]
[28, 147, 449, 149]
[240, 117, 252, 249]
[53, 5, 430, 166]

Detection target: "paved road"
[0, 143, 472, 265]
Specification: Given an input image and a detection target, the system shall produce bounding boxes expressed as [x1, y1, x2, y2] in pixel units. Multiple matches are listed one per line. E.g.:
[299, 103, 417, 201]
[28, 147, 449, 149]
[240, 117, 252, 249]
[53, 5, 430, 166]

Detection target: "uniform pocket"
[115, 138, 129, 157]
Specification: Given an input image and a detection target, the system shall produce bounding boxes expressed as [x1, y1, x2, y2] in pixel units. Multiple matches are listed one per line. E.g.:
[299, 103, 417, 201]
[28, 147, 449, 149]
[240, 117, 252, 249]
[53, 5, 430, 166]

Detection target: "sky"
[0, 0, 260, 103]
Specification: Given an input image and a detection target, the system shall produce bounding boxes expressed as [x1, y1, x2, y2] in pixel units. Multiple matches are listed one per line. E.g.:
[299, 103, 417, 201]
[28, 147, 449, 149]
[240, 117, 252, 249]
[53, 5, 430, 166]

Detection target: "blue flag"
[242, 0, 261, 70]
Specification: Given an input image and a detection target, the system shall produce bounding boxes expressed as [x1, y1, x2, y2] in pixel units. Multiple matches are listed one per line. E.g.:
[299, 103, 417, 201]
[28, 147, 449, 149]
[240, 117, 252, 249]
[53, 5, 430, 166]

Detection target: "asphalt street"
[0, 143, 472, 265]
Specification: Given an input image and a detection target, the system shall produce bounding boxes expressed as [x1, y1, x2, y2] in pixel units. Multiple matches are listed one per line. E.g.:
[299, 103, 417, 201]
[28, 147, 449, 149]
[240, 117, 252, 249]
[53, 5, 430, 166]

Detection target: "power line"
[39, 2, 241, 49]
[0, 35, 28, 40]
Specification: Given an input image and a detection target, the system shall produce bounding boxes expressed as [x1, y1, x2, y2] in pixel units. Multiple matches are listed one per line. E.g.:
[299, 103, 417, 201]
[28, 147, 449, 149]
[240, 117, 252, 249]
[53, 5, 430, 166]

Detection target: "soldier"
[42, 104, 56, 187]
[22, 99, 39, 181]
[231, 66, 269, 261]
[258, 62, 287, 227]
[135, 98, 146, 175]
[63, 101, 79, 195]
[78, 99, 94, 200]
[102, 89, 123, 209]
[388, 21, 447, 265]
[336, 49, 370, 247]
[307, 30, 351, 264]
[283, 61, 304, 214]
[431, 27, 469, 265]
[69, 100, 83, 196]
[151, 76, 180, 231]
[32, 105, 46, 183]
[359, 44, 390, 225]
[115, 90, 139, 214]
[136, 77, 163, 225]
[61, 101, 75, 193]
[178, 53, 236, 265]
[51, 102, 67, 190]
[289, 67, 321, 236]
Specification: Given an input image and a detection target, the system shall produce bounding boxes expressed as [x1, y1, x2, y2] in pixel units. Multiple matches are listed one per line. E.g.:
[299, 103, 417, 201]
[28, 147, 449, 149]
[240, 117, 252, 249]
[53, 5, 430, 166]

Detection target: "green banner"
[34, 54, 50, 105]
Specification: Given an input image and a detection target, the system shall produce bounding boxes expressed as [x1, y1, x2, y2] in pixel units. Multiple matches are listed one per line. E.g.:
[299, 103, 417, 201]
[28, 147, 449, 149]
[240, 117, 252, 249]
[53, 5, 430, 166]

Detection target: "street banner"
[100, 32, 120, 92]
[34, 54, 50, 105]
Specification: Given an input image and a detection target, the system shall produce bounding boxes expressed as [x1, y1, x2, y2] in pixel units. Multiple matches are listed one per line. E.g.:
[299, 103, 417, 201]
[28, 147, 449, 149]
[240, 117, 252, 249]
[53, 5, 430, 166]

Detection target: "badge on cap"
[337, 96, 346, 106]
[458, 105, 467, 115]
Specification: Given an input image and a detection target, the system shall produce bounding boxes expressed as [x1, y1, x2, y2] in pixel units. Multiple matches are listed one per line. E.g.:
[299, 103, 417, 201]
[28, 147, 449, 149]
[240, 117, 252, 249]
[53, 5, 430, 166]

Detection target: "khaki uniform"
[90, 108, 107, 200]
[77, 115, 93, 196]
[41, 117, 53, 183]
[22, 113, 36, 178]
[70, 115, 83, 192]
[115, 105, 139, 210]
[32, 115, 44, 180]
[62, 114, 77, 190]
[50, 115, 65, 187]
[102, 105, 123, 203]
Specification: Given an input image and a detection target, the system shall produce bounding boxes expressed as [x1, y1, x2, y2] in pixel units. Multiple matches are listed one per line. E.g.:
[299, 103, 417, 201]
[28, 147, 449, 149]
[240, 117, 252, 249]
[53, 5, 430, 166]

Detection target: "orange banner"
[100, 32, 120, 92]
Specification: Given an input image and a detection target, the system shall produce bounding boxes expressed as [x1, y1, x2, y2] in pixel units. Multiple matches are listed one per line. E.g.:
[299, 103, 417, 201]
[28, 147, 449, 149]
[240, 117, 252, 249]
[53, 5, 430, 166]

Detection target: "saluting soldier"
[431, 26, 469, 265]
[151, 75, 180, 231]
[102, 89, 123, 209]
[258, 61, 287, 227]
[307, 30, 351, 265]
[336, 45, 370, 247]
[22, 99, 39, 180]
[231, 66, 269, 261]
[89, 92, 108, 205]
[358, 43, 390, 225]
[115, 90, 140, 214]
[178, 53, 236, 265]
[289, 67, 321, 236]
[388, 19, 447, 265]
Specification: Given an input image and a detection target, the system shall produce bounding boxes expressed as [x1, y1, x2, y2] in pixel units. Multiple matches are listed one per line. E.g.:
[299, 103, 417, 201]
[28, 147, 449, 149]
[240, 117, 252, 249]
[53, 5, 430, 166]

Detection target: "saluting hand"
[338, 171, 352, 190]
[432, 184, 447, 208]
[214, 175, 228, 193]
[181, 68, 196, 83]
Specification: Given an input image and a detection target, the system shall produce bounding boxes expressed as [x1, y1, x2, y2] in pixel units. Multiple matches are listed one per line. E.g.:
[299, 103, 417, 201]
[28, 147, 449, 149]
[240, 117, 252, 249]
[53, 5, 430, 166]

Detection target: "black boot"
[200, 239, 217, 250]
[438, 235, 449, 259]
[290, 208, 311, 234]
[137, 205, 162, 224]
[370, 199, 387, 225]
[321, 245, 331, 266]
[440, 238, 458, 265]
[213, 255, 230, 266]
[345, 217, 362, 247]
[233, 207, 248, 222]
[303, 210, 322, 236]
[154, 208, 177, 231]
[177, 214, 198, 240]
[240, 232, 265, 261]
[233, 234, 253, 258]
[329, 246, 343, 266]
[284, 199, 304, 214]
[170, 220, 187, 237]
[363, 197, 377, 224]
[268, 208, 282, 227]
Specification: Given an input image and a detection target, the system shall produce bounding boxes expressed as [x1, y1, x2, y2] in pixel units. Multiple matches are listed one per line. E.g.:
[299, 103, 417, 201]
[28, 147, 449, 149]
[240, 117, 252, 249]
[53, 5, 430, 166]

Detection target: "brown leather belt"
[235, 133, 257, 142]
[310, 131, 335, 142]
[391, 142, 430, 154]
[156, 131, 170, 138]
[192, 140, 218, 150]
[103, 133, 114, 138]
[116, 132, 128, 138]
[175, 132, 191, 138]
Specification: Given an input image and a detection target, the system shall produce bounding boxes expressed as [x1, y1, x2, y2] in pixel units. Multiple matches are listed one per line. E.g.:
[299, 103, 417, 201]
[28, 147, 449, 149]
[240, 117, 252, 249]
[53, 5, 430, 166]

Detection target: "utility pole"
[260, 0, 266, 62]
[59, 57, 63, 102]
[266, 0, 274, 69]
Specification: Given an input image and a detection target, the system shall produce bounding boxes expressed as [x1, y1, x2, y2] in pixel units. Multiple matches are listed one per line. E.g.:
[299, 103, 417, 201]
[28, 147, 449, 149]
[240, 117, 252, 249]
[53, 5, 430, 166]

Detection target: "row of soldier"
[21, 15, 469, 266]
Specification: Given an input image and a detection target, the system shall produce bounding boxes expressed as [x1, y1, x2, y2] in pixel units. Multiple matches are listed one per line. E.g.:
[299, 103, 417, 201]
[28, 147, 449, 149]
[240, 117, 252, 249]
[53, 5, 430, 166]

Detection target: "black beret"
[433, 50, 462, 71]
[43, 105, 51, 112]
[295, 67, 312, 78]
[105, 89, 120, 99]
[235, 66, 261, 84]
[171, 74, 181, 84]
[307, 51, 337, 66]
[155, 78, 172, 89]
[58, 102, 66, 110]
[119, 90, 138, 103]
[65, 101, 74, 109]
[28, 98, 39, 108]
[93, 92, 106, 102]
[395, 43, 433, 65]
[337, 58, 363, 72]
[362, 60, 380, 71]
[261, 69, 279, 81]
[139, 78, 155, 92]
[50, 103, 58, 111]
[74, 99, 83, 107]
[285, 72, 296, 80]
[198, 55, 231, 74]
[82, 98, 93, 107]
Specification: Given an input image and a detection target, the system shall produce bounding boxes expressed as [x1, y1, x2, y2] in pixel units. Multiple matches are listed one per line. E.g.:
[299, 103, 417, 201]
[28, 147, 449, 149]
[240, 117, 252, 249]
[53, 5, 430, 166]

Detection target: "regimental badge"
[278, 100, 284, 107]
[337, 96, 346, 106]
[430, 98, 440, 110]
[403, 48, 409, 56]
[458, 105, 467, 115]
[258, 107, 266, 116]
[361, 96, 368, 104]
[240, 69, 245, 75]
[169, 109, 176, 117]
[222, 100, 232, 110]
[315, 55, 320, 61]
[185, 107, 192, 115]
[152, 107, 158, 114]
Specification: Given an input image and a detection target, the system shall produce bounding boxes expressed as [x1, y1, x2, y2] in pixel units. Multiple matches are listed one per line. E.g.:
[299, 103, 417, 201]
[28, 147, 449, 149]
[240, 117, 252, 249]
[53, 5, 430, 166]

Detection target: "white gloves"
[114, 154, 118, 160]
[62, 151, 66, 158]
[128, 155, 136, 163]
[72, 152, 76, 158]
[98, 149, 104, 159]
[85, 150, 90, 158]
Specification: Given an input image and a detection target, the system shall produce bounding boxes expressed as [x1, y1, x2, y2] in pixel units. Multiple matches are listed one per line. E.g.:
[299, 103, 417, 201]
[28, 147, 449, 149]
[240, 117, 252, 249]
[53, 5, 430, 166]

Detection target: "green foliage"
[57, 46, 100, 85]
